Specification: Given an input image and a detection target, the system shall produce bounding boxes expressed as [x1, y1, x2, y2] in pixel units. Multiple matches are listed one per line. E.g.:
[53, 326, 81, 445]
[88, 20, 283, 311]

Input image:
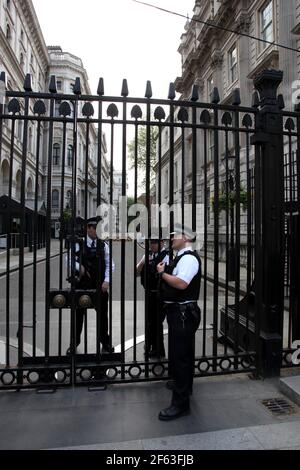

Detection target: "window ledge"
[223, 79, 240, 103]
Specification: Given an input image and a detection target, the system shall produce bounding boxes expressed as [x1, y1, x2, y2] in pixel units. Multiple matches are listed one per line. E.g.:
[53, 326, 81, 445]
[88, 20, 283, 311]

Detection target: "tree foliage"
[211, 188, 248, 213]
[128, 125, 158, 191]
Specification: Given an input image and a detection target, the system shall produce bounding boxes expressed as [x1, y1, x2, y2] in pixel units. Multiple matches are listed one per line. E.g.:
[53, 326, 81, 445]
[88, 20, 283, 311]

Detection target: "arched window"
[0, 160, 10, 195]
[17, 120, 23, 141]
[52, 189, 59, 209]
[53, 143, 61, 166]
[67, 145, 73, 167]
[16, 170, 22, 200]
[26, 178, 33, 199]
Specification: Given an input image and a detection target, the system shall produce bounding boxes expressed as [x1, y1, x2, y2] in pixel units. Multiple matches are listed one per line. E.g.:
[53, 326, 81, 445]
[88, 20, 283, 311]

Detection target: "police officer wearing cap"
[156, 228, 201, 421]
[137, 238, 169, 359]
[66, 217, 115, 354]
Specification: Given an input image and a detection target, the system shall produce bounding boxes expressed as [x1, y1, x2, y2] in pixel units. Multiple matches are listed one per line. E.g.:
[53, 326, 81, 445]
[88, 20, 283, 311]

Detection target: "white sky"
[32, 0, 196, 195]
[32, 0, 195, 97]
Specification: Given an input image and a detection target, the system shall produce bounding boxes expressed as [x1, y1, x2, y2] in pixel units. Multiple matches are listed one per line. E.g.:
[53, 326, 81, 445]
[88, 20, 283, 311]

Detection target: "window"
[7, 0, 11, 11]
[164, 170, 169, 197]
[66, 190, 72, 209]
[52, 190, 59, 209]
[208, 130, 215, 162]
[17, 120, 23, 141]
[53, 144, 61, 166]
[260, 1, 273, 48]
[20, 53, 25, 71]
[28, 127, 33, 153]
[6, 24, 11, 42]
[228, 45, 238, 84]
[20, 29, 24, 43]
[213, 0, 222, 15]
[56, 80, 62, 91]
[206, 190, 211, 225]
[174, 161, 178, 190]
[67, 145, 73, 166]
[54, 100, 62, 117]
[207, 75, 214, 101]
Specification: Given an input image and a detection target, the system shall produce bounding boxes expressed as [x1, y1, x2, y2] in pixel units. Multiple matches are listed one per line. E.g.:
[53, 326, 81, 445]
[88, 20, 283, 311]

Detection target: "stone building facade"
[158, 0, 299, 260]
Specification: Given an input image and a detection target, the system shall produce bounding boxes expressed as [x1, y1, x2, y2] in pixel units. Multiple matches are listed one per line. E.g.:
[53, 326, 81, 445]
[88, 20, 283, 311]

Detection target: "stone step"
[279, 375, 300, 407]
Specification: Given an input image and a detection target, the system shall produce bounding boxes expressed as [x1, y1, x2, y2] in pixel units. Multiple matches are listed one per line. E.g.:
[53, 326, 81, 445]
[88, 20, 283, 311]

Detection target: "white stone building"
[0, 0, 110, 242]
[0, 0, 48, 221]
[47, 46, 109, 234]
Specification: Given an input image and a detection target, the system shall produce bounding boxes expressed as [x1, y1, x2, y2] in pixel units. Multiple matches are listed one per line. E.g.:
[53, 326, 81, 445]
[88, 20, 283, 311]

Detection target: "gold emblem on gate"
[78, 295, 92, 308]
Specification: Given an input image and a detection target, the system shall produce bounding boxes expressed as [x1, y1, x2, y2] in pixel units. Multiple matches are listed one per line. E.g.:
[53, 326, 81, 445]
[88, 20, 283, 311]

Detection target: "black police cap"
[87, 217, 100, 227]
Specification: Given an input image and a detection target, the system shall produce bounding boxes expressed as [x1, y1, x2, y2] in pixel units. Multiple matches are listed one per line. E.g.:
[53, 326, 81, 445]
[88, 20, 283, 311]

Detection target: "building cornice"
[210, 49, 224, 70]
[233, 10, 251, 34]
[48, 61, 92, 95]
[0, 29, 27, 87]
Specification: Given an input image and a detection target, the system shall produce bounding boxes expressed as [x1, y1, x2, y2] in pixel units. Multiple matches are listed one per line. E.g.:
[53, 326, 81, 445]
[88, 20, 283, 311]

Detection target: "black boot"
[102, 343, 115, 354]
[159, 405, 190, 421]
[66, 343, 80, 356]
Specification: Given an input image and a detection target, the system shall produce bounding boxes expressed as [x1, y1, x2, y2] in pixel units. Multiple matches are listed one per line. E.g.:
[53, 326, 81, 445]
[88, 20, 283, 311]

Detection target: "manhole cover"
[261, 398, 296, 416]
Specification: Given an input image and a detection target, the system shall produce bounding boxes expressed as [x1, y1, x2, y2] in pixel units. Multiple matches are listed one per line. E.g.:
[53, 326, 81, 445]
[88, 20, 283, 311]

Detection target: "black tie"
[91, 240, 95, 248]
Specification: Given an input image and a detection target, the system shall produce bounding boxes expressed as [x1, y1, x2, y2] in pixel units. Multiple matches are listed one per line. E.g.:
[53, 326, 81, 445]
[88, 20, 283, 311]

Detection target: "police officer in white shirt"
[66, 217, 115, 355]
[157, 227, 201, 421]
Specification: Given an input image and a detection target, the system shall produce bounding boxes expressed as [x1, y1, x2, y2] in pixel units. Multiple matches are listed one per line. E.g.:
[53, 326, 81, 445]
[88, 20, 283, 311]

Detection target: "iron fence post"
[252, 69, 285, 377]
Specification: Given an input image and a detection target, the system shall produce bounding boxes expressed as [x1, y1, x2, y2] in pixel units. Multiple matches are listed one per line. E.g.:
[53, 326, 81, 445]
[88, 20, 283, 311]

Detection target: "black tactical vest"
[75, 240, 106, 288]
[141, 249, 169, 291]
[160, 251, 201, 303]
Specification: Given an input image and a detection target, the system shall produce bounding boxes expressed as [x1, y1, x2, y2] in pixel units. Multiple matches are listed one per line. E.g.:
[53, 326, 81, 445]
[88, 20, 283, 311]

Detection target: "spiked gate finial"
[121, 79, 129, 97]
[24, 74, 32, 92]
[145, 81, 152, 99]
[97, 78, 104, 96]
[49, 75, 57, 94]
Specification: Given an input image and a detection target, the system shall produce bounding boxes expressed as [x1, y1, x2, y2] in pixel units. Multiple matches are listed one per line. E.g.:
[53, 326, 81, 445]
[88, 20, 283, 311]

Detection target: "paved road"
[0, 241, 235, 365]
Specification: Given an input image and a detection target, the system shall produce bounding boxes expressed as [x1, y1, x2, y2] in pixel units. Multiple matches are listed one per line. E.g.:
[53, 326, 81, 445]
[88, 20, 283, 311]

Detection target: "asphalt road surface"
[0, 241, 234, 365]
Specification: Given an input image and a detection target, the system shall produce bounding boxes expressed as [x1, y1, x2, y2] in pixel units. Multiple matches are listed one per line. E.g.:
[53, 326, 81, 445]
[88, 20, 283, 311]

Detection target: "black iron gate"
[0, 69, 298, 390]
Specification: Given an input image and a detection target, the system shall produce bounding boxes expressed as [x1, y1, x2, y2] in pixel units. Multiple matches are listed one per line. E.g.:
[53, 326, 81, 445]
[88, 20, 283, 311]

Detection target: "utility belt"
[163, 301, 199, 314]
[163, 302, 200, 329]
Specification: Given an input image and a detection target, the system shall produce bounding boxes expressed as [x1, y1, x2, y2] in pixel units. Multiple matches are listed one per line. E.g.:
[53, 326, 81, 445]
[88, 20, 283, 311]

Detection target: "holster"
[179, 303, 200, 321]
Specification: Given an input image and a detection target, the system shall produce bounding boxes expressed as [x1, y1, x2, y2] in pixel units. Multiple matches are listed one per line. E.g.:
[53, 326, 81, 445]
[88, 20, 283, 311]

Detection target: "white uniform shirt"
[66, 236, 115, 283]
[165, 246, 200, 304]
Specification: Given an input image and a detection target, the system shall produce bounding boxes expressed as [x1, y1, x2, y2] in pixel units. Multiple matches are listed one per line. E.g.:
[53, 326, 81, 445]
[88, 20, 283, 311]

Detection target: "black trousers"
[165, 302, 201, 409]
[75, 277, 110, 347]
[147, 291, 166, 357]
